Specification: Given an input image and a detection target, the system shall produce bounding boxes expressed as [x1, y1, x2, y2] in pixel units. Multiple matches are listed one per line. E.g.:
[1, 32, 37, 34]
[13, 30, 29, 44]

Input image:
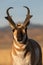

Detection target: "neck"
[12, 34, 28, 55]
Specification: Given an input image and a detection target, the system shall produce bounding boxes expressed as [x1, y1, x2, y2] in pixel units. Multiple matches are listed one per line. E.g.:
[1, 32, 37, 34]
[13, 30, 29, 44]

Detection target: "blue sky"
[0, 0, 43, 27]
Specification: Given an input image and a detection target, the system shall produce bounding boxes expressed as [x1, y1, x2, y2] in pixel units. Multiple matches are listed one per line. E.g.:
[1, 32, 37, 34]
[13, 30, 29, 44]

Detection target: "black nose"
[17, 30, 24, 41]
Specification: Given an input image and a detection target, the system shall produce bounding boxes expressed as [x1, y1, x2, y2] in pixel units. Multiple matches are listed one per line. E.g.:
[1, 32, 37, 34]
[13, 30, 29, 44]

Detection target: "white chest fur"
[12, 51, 31, 65]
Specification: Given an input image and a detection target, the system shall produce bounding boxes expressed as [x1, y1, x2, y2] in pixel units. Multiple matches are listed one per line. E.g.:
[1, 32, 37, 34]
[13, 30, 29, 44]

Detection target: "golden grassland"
[0, 27, 43, 65]
[0, 49, 11, 65]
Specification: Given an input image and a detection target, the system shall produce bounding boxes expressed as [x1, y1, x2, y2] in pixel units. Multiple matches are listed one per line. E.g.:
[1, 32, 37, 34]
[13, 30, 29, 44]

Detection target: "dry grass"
[0, 49, 11, 65]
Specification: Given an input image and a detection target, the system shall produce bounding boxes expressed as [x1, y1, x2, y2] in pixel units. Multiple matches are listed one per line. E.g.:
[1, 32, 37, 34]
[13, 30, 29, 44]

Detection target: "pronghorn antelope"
[5, 6, 42, 65]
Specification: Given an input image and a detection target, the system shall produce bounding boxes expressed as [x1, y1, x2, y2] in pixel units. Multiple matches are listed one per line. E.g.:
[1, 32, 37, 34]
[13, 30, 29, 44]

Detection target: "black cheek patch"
[12, 29, 15, 32]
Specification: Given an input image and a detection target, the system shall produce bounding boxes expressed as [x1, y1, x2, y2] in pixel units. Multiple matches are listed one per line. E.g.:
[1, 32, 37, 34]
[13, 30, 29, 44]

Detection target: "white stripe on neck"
[13, 35, 26, 49]
[13, 41, 26, 50]
[13, 41, 20, 49]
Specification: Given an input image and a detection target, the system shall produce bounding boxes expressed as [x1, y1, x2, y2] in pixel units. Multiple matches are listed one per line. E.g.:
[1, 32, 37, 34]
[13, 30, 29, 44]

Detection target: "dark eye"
[12, 29, 15, 32]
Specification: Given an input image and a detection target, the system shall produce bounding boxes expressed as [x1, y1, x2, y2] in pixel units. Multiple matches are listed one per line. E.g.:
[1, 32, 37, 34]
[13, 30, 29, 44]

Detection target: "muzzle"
[17, 30, 24, 41]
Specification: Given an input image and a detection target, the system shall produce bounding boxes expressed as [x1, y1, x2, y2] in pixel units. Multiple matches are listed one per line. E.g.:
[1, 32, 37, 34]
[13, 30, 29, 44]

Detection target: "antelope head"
[5, 6, 32, 43]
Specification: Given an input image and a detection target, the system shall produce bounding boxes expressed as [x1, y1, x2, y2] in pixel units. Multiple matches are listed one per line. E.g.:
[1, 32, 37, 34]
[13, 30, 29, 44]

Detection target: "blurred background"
[0, 0, 43, 65]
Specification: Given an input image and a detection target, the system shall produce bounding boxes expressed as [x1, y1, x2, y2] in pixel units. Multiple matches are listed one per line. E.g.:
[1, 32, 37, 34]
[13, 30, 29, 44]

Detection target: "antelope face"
[5, 6, 32, 43]
[13, 23, 27, 43]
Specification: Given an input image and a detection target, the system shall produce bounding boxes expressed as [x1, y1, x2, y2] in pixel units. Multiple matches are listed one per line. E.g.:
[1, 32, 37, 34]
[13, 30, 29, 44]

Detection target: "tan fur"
[11, 39, 31, 65]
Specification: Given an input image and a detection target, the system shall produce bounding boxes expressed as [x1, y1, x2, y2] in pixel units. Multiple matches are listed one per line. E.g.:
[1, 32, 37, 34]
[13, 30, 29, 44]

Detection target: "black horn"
[6, 7, 13, 16]
[23, 6, 32, 27]
[5, 7, 16, 29]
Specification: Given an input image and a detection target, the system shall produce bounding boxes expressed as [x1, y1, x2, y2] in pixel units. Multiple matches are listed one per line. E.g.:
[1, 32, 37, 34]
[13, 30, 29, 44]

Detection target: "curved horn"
[5, 7, 16, 29]
[6, 7, 13, 16]
[23, 6, 32, 27]
[24, 6, 30, 15]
